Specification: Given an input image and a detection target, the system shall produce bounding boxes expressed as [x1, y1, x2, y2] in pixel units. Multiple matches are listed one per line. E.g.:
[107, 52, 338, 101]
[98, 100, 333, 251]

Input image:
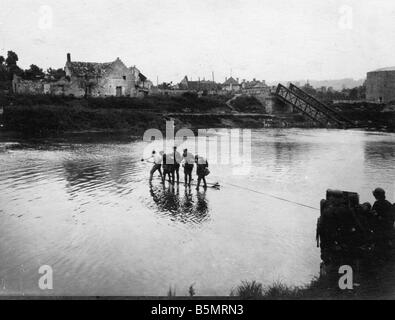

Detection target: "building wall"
[64, 77, 86, 97]
[241, 86, 270, 96]
[50, 84, 66, 95]
[13, 77, 45, 95]
[64, 59, 137, 97]
[366, 70, 395, 103]
[96, 60, 136, 97]
[223, 84, 240, 92]
[13, 75, 70, 96]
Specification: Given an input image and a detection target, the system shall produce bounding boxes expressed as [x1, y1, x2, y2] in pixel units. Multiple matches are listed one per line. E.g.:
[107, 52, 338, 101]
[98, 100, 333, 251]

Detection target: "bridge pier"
[265, 94, 294, 114]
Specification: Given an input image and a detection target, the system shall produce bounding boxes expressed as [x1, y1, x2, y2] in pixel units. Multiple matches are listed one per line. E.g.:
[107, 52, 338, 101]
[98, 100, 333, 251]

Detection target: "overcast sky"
[1, 0, 395, 83]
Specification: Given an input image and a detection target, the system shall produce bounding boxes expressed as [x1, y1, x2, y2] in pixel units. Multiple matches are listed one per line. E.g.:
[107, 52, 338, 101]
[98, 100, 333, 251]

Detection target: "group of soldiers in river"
[317, 188, 395, 265]
[147, 146, 210, 189]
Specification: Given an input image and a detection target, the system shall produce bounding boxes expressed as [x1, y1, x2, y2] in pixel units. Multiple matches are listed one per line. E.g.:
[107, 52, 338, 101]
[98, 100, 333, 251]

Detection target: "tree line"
[300, 82, 366, 102]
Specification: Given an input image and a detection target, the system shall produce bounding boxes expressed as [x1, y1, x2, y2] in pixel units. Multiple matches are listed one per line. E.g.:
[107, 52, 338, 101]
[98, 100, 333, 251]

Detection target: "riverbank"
[0, 94, 231, 136]
[229, 246, 395, 300]
[332, 101, 395, 132]
[0, 94, 281, 137]
[166, 277, 384, 300]
[1, 94, 395, 136]
[173, 260, 395, 300]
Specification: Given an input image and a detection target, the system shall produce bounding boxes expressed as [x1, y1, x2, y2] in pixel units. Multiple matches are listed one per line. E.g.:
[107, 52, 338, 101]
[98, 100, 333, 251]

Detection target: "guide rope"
[221, 182, 320, 211]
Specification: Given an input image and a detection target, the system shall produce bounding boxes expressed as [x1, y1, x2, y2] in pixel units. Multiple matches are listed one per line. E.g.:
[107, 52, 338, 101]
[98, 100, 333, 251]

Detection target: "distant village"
[9, 53, 273, 101]
[2, 50, 395, 107]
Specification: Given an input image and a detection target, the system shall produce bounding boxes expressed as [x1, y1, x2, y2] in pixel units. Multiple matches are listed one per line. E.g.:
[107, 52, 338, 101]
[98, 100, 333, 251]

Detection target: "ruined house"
[64, 53, 138, 97]
[12, 74, 71, 96]
[132, 66, 153, 95]
[13, 53, 150, 97]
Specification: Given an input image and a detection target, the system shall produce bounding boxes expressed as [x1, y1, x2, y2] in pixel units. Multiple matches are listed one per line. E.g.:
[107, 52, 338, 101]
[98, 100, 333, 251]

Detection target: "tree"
[24, 64, 45, 80]
[303, 83, 316, 94]
[3, 50, 22, 79]
[0, 56, 6, 81]
[5, 51, 18, 67]
[349, 87, 359, 100]
[0, 64, 7, 81]
[158, 82, 173, 90]
[46, 68, 66, 81]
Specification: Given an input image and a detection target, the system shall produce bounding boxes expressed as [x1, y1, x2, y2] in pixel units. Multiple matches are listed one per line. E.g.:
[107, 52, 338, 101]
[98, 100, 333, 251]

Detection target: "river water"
[0, 128, 394, 296]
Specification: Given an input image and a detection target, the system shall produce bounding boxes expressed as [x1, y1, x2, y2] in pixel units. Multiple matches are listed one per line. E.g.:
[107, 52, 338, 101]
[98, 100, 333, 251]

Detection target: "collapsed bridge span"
[275, 83, 353, 128]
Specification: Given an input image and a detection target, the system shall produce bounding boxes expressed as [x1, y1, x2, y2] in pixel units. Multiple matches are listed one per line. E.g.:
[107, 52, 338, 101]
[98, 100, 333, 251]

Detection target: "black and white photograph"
[0, 0, 395, 305]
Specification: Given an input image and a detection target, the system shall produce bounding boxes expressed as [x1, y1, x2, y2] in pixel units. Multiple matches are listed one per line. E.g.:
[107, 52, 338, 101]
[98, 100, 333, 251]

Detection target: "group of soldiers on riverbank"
[317, 188, 395, 265]
[147, 147, 209, 189]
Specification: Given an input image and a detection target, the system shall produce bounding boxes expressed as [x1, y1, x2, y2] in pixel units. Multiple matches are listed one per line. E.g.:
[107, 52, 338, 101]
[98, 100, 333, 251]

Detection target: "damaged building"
[13, 53, 151, 97]
[179, 76, 220, 93]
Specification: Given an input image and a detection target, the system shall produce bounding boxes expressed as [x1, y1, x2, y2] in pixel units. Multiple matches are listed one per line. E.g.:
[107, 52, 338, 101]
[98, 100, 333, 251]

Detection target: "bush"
[231, 96, 264, 112]
[182, 91, 198, 99]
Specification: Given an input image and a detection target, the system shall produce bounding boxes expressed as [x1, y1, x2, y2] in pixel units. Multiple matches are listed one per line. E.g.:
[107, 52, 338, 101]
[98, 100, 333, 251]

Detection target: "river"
[0, 128, 394, 296]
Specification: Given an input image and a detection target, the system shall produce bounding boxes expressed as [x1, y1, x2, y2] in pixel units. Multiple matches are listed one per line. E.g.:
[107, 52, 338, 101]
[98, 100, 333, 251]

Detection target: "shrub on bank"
[231, 96, 264, 112]
[230, 281, 263, 298]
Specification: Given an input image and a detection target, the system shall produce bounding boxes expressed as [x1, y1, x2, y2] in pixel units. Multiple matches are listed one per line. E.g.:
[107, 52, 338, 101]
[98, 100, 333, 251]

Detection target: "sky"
[1, 0, 395, 83]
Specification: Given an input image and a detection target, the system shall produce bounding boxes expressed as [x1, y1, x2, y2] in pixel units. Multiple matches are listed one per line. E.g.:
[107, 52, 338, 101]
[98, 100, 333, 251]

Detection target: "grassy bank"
[1, 94, 235, 136]
[165, 278, 354, 300]
[2, 104, 275, 136]
[333, 101, 395, 132]
[0, 93, 231, 113]
[166, 253, 395, 299]
[1, 93, 278, 136]
[166, 276, 390, 300]
[3, 104, 167, 135]
[1, 94, 395, 136]
[229, 278, 355, 300]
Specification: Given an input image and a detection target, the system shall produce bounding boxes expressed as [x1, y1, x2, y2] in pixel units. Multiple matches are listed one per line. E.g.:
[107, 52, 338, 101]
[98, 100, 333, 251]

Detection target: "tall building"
[366, 67, 395, 103]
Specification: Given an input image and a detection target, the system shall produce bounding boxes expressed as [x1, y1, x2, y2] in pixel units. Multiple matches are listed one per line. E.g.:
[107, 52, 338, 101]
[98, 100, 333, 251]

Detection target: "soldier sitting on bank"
[372, 188, 395, 249]
[318, 190, 370, 264]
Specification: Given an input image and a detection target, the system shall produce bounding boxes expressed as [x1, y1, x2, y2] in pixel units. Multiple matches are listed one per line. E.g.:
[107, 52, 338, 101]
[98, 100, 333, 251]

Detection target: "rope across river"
[221, 182, 320, 211]
[141, 157, 320, 211]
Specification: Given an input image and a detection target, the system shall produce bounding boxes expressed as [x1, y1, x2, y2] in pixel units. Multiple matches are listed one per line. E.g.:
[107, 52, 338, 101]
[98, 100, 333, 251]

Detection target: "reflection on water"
[148, 183, 209, 225]
[0, 129, 394, 296]
[364, 139, 395, 169]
